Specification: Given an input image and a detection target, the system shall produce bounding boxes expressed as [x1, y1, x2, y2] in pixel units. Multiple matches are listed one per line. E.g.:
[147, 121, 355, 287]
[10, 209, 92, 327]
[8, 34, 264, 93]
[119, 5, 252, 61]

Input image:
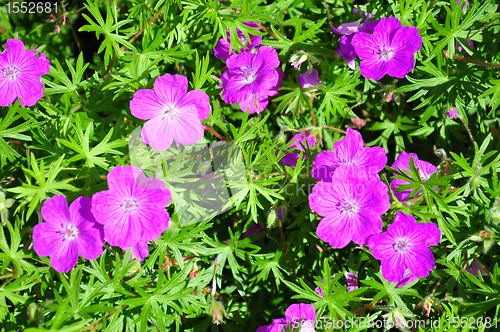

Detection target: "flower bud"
[267, 208, 277, 228]
[470, 229, 496, 253]
[208, 300, 227, 325]
[383, 307, 413, 331]
[289, 51, 308, 70]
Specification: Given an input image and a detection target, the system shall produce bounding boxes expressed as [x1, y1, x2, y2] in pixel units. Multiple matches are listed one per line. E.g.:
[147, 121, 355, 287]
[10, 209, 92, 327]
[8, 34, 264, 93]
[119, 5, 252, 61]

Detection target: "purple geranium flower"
[368, 211, 441, 283]
[91, 165, 171, 251]
[390, 152, 439, 202]
[351, 17, 422, 80]
[309, 165, 390, 248]
[221, 46, 280, 107]
[0, 39, 50, 107]
[312, 128, 387, 182]
[33, 195, 104, 273]
[257, 303, 316, 332]
[281, 133, 316, 167]
[130, 74, 210, 151]
[214, 22, 262, 59]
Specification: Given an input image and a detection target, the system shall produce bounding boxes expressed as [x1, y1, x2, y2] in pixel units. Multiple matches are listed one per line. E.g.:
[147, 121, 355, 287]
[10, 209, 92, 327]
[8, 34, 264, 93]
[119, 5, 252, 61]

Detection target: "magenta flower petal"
[214, 22, 262, 59]
[396, 271, 418, 288]
[33, 196, 104, 273]
[332, 20, 362, 35]
[299, 68, 324, 90]
[280, 133, 316, 167]
[0, 39, 50, 107]
[390, 152, 438, 201]
[177, 89, 211, 120]
[312, 129, 387, 181]
[123, 239, 150, 261]
[130, 89, 165, 120]
[345, 272, 358, 292]
[154, 74, 187, 104]
[285, 303, 316, 329]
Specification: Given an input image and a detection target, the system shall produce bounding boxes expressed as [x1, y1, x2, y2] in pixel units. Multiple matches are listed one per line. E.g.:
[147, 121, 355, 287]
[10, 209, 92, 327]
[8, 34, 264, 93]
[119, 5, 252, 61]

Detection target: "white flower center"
[378, 45, 395, 61]
[3, 65, 20, 80]
[394, 238, 411, 253]
[341, 199, 359, 215]
[122, 198, 138, 213]
[60, 224, 78, 241]
[238, 65, 256, 84]
[163, 104, 179, 120]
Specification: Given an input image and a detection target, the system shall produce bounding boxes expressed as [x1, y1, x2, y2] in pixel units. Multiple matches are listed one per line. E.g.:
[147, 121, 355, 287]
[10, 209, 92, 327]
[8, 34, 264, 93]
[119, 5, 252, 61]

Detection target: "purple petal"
[395, 271, 418, 288]
[176, 89, 211, 120]
[299, 68, 323, 90]
[141, 117, 175, 151]
[50, 239, 79, 273]
[332, 20, 362, 35]
[345, 272, 358, 292]
[32, 222, 64, 257]
[391, 26, 422, 56]
[130, 89, 165, 120]
[154, 74, 188, 105]
[285, 303, 316, 326]
[41, 195, 71, 225]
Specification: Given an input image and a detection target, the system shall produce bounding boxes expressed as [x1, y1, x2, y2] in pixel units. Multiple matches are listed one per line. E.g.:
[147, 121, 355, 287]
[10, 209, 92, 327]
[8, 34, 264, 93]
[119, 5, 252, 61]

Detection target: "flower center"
[341, 199, 359, 215]
[378, 45, 394, 61]
[163, 104, 179, 120]
[238, 65, 256, 84]
[122, 198, 138, 213]
[3, 65, 20, 80]
[60, 224, 78, 241]
[341, 159, 356, 166]
[394, 238, 411, 253]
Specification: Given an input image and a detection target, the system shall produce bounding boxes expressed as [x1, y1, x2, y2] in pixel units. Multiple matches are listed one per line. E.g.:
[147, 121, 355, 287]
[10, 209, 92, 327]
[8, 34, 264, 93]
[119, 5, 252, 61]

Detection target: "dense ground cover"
[1, 0, 500, 331]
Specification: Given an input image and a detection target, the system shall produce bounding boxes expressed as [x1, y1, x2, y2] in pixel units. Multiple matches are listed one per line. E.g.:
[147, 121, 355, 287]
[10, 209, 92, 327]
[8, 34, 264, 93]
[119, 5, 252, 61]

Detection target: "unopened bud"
[383, 307, 413, 330]
[275, 131, 287, 146]
[267, 208, 277, 228]
[469, 174, 481, 191]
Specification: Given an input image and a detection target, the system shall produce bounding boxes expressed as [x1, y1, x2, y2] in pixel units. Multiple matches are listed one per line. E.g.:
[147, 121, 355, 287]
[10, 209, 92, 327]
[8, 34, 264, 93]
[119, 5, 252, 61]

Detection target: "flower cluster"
[33, 166, 171, 272]
[308, 129, 442, 286]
